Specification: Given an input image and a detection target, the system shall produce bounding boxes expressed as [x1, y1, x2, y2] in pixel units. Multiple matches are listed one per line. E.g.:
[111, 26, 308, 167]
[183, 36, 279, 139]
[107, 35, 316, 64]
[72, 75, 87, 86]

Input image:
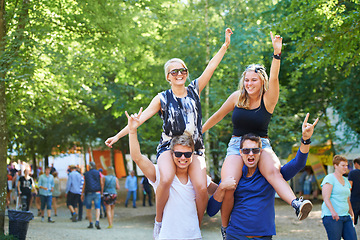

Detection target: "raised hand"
[270, 31, 282, 55]
[302, 113, 319, 140]
[125, 107, 143, 134]
[224, 28, 233, 47]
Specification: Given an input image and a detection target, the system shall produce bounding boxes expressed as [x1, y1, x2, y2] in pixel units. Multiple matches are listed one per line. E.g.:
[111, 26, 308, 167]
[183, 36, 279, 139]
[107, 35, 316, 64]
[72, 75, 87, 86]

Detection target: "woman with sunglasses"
[105, 28, 233, 238]
[202, 32, 313, 239]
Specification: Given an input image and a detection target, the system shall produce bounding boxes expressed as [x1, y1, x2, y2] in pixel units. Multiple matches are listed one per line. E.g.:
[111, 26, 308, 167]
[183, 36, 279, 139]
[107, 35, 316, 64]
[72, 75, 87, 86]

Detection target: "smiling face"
[243, 71, 263, 96]
[240, 139, 261, 170]
[166, 62, 188, 86]
[172, 144, 193, 170]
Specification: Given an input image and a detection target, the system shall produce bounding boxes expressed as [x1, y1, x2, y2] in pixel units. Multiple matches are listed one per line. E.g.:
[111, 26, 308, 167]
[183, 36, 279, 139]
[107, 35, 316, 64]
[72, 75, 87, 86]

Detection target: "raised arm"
[263, 32, 282, 113]
[202, 91, 238, 133]
[198, 28, 233, 93]
[126, 108, 156, 182]
[281, 113, 319, 181]
[105, 95, 161, 148]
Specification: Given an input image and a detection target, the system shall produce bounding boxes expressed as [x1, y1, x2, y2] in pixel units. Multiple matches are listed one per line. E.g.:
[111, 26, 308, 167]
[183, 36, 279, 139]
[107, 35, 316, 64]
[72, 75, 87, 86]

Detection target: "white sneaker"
[292, 197, 313, 220]
[153, 219, 162, 240]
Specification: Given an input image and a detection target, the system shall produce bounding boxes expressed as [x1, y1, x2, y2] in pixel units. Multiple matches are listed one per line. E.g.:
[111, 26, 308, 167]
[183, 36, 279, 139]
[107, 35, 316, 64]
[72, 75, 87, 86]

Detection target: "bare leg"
[258, 149, 296, 205]
[111, 205, 115, 226]
[155, 150, 176, 222]
[87, 209, 92, 223]
[52, 197, 57, 215]
[106, 205, 111, 226]
[188, 154, 207, 225]
[95, 208, 100, 221]
[220, 154, 243, 227]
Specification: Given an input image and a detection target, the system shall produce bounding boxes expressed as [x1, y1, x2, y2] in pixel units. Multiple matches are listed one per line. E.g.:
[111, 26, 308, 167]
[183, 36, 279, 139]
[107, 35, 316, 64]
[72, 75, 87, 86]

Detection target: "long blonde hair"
[164, 58, 189, 83]
[237, 64, 269, 109]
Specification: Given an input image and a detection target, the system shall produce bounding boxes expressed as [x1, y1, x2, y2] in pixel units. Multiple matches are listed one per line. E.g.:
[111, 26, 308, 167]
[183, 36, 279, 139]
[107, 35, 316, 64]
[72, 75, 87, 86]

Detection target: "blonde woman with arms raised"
[105, 28, 233, 239]
[202, 32, 312, 238]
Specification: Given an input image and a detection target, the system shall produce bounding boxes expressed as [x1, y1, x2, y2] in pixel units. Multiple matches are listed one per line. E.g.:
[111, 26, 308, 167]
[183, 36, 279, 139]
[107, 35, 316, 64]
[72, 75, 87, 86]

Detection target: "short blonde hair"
[164, 58, 189, 83]
[237, 64, 269, 109]
[170, 132, 195, 152]
[333, 155, 347, 166]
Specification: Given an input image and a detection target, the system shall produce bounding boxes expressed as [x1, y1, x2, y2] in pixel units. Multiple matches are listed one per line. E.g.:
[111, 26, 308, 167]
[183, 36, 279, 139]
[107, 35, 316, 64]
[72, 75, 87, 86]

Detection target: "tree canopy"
[1, 0, 359, 232]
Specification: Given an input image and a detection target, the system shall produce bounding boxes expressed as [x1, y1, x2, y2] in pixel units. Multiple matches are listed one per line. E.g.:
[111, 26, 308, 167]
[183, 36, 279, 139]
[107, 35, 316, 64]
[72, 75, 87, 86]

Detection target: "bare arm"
[105, 95, 161, 148]
[126, 108, 156, 183]
[202, 91, 238, 133]
[116, 178, 120, 190]
[322, 183, 339, 221]
[211, 177, 237, 202]
[101, 177, 105, 195]
[198, 28, 233, 93]
[263, 32, 282, 113]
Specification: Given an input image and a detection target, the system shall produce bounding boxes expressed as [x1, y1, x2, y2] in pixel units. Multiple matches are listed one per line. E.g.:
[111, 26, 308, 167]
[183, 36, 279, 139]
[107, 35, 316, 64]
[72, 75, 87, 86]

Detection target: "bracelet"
[301, 137, 311, 145]
[222, 43, 229, 49]
[272, 53, 281, 60]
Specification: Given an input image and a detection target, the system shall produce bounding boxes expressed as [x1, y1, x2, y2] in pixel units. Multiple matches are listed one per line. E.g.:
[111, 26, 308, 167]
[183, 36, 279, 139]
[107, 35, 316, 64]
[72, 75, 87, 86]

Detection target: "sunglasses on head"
[173, 151, 193, 158]
[168, 68, 188, 76]
[241, 148, 261, 155]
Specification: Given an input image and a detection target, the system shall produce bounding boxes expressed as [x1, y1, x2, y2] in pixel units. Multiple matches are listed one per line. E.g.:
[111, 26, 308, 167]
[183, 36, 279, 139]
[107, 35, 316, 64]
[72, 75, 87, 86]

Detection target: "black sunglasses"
[168, 68, 188, 76]
[173, 151, 193, 158]
[241, 148, 261, 155]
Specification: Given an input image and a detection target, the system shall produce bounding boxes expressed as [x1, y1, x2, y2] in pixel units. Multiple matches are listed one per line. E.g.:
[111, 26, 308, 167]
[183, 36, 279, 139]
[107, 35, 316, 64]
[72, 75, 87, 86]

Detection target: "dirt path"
[5, 198, 360, 239]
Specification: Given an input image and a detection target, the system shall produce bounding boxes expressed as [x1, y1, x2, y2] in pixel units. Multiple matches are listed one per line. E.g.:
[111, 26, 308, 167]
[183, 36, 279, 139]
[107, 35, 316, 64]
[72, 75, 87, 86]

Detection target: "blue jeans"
[322, 215, 357, 240]
[125, 190, 137, 207]
[84, 192, 101, 209]
[40, 195, 52, 210]
[350, 201, 360, 225]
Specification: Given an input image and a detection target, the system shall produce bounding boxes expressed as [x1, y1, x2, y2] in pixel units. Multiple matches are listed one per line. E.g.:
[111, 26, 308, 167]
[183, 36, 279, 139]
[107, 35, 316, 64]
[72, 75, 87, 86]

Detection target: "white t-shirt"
[150, 165, 211, 240]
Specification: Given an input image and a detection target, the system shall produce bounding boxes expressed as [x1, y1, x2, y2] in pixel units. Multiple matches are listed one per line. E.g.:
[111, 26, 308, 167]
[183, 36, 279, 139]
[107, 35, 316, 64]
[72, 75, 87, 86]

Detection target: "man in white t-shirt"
[126, 108, 233, 240]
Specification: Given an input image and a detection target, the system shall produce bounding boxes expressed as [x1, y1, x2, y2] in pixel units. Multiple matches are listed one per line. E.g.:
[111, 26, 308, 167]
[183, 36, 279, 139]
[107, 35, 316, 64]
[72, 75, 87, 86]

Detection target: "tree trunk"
[0, 0, 7, 234]
[204, 0, 213, 174]
[32, 152, 38, 179]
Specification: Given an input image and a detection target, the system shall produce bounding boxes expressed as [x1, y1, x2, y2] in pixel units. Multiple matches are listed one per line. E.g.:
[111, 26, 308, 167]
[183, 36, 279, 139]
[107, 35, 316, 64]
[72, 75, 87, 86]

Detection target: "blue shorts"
[226, 136, 272, 157]
[40, 195, 52, 210]
[84, 192, 101, 209]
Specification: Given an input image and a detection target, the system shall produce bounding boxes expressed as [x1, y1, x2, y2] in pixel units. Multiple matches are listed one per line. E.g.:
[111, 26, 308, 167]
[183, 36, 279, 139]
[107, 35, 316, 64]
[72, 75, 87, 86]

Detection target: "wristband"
[301, 137, 311, 145]
[272, 53, 281, 60]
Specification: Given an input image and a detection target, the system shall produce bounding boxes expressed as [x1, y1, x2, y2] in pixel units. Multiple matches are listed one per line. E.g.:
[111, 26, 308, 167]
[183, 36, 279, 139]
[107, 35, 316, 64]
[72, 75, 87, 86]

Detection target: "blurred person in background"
[321, 155, 357, 240]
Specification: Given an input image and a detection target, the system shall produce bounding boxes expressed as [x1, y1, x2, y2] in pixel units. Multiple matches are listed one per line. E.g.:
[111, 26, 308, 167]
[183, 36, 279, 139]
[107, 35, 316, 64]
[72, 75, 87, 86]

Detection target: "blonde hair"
[237, 64, 269, 109]
[164, 58, 189, 83]
[170, 132, 195, 152]
[107, 166, 115, 176]
[333, 155, 347, 166]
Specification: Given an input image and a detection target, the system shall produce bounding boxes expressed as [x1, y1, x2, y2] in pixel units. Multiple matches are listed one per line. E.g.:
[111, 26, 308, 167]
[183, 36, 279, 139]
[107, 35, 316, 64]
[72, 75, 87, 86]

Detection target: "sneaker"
[87, 223, 94, 229]
[48, 218, 55, 223]
[37, 210, 41, 216]
[41, 217, 44, 222]
[153, 219, 162, 240]
[95, 222, 101, 230]
[72, 213, 78, 222]
[221, 226, 227, 240]
[292, 197, 313, 220]
[106, 225, 113, 229]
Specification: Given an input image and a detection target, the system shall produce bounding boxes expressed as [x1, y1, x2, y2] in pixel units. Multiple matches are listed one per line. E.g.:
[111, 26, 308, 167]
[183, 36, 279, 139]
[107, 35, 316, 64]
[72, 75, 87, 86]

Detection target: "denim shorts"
[226, 136, 272, 157]
[40, 195, 52, 210]
[84, 192, 101, 209]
